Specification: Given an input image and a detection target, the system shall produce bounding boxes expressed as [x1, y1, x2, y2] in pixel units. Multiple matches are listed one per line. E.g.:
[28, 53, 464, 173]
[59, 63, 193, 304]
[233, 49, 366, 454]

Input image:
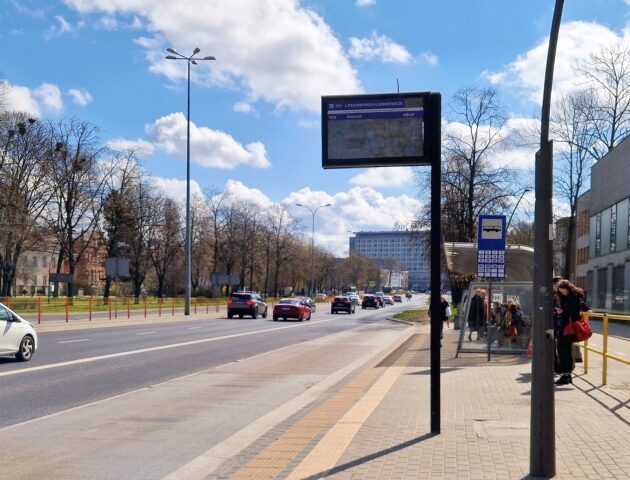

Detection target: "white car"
[0, 302, 38, 361]
[383, 295, 395, 305]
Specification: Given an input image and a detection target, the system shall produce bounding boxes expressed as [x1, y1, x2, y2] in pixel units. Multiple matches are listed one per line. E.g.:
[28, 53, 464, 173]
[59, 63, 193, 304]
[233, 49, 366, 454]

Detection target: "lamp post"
[506, 187, 532, 232]
[166, 47, 215, 315]
[296, 203, 332, 297]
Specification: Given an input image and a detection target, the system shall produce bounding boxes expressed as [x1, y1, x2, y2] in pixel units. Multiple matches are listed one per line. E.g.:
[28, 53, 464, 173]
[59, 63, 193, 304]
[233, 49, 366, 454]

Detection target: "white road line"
[136, 331, 157, 335]
[0, 318, 339, 378]
[58, 339, 89, 344]
[187, 327, 203, 330]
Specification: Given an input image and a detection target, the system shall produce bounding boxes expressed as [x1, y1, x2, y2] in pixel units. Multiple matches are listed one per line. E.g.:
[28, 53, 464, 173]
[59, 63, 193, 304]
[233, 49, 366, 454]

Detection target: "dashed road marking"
[58, 339, 89, 344]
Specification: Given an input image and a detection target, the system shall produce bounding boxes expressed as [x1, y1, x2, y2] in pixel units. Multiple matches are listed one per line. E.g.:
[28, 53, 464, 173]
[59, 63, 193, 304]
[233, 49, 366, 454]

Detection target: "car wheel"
[16, 335, 34, 362]
[252, 308, 258, 319]
[299, 315, 304, 322]
[228, 313, 233, 319]
[308, 312, 311, 320]
[239, 314, 243, 319]
[362, 306, 365, 309]
[262, 309, 268, 318]
[273, 316, 278, 321]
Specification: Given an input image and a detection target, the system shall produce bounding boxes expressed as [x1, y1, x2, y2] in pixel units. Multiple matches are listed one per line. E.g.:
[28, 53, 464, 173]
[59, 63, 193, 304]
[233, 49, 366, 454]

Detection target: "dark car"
[331, 296, 355, 314]
[361, 294, 380, 309]
[273, 298, 312, 321]
[227, 292, 268, 319]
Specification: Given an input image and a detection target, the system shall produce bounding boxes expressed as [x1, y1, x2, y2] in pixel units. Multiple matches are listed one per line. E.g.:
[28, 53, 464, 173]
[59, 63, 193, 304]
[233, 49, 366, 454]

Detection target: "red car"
[273, 298, 312, 321]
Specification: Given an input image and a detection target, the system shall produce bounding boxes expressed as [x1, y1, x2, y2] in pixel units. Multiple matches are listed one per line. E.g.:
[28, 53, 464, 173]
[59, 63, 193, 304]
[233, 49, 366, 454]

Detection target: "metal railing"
[580, 312, 630, 385]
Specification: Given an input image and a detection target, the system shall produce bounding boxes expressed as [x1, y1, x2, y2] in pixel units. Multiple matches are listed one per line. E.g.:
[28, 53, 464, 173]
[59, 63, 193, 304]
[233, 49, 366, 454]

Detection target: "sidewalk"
[208, 324, 630, 479]
[23, 306, 630, 479]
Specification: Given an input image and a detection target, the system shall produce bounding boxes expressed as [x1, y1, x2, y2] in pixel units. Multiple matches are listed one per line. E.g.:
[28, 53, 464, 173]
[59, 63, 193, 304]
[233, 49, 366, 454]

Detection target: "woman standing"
[555, 279, 583, 385]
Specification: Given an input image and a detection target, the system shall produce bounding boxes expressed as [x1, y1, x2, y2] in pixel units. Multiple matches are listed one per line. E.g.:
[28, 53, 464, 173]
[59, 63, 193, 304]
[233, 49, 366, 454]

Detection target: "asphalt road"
[0, 298, 420, 429]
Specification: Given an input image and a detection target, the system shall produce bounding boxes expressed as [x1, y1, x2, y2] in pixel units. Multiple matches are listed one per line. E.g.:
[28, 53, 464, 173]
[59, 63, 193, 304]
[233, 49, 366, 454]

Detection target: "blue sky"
[1, 0, 629, 255]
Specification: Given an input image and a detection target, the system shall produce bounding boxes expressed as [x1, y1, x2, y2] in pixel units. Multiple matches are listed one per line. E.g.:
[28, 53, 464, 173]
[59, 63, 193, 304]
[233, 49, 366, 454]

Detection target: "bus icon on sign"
[483, 226, 501, 233]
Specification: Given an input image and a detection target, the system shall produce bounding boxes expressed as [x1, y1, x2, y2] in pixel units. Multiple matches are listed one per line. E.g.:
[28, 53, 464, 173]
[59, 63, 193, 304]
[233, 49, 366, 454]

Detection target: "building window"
[595, 212, 602, 256]
[597, 268, 607, 309]
[610, 204, 617, 253]
[612, 266, 624, 311]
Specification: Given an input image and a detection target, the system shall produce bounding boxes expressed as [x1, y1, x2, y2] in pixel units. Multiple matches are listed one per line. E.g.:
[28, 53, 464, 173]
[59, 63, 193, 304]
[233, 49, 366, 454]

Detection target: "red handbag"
[563, 316, 593, 341]
[503, 323, 517, 338]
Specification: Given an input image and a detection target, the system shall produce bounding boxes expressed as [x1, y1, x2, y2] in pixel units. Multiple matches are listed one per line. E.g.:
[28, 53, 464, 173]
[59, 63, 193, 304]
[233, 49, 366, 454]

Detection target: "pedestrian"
[467, 288, 487, 341]
[441, 295, 451, 329]
[555, 279, 584, 385]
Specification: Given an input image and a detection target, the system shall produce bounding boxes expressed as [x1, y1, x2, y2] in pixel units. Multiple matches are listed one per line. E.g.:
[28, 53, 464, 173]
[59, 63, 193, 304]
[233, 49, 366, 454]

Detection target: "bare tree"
[44, 119, 111, 298]
[551, 92, 595, 278]
[148, 196, 183, 298]
[267, 205, 297, 297]
[0, 113, 52, 295]
[416, 87, 521, 242]
[575, 41, 630, 160]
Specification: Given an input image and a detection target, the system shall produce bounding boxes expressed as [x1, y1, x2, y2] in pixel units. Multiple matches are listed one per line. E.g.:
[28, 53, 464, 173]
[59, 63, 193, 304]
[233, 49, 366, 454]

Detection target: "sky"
[1, 0, 629, 256]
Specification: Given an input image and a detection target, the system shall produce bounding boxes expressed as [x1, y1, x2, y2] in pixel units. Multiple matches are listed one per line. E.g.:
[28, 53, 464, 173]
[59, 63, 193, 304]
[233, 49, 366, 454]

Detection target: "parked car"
[0, 302, 38, 361]
[273, 298, 312, 321]
[383, 295, 395, 305]
[331, 296, 355, 314]
[361, 294, 380, 309]
[300, 297, 317, 312]
[392, 294, 403, 303]
[227, 291, 268, 319]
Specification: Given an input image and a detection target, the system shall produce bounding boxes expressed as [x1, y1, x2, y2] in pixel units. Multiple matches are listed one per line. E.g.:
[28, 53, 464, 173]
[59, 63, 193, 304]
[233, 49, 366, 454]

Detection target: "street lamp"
[506, 187, 532, 232]
[296, 203, 332, 297]
[166, 47, 215, 315]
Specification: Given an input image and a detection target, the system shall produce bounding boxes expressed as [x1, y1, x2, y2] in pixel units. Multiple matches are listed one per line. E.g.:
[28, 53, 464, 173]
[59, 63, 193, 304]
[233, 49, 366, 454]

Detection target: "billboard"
[321, 92, 439, 168]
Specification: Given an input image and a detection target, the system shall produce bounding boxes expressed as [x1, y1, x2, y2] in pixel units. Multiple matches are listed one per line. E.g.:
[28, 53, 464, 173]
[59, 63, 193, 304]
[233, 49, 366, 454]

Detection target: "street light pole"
[296, 203, 331, 297]
[166, 47, 215, 315]
[506, 187, 532, 232]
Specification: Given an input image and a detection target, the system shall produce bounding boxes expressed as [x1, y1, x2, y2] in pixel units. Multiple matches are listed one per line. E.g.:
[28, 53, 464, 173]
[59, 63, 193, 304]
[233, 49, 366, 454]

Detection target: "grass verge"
[393, 309, 429, 324]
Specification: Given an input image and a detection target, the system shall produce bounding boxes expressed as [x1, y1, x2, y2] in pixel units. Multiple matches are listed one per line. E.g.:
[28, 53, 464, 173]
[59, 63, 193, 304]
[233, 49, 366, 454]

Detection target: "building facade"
[349, 231, 429, 291]
[577, 135, 630, 312]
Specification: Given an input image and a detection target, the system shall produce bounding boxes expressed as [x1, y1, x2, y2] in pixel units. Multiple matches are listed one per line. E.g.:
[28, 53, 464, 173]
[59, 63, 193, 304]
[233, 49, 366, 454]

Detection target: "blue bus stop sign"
[477, 215, 506, 279]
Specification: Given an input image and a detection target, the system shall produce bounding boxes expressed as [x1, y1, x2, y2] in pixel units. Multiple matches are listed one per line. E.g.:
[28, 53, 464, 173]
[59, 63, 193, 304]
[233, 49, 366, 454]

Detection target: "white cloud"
[5, 83, 41, 116]
[107, 138, 156, 156]
[150, 176, 203, 204]
[146, 112, 271, 169]
[98, 16, 119, 30]
[32, 83, 63, 115]
[349, 167, 414, 188]
[66, 0, 361, 113]
[421, 51, 438, 66]
[233, 101, 256, 114]
[222, 179, 274, 208]
[348, 31, 412, 64]
[355, 0, 376, 6]
[68, 88, 93, 106]
[483, 21, 623, 105]
[45, 15, 74, 38]
[283, 186, 422, 256]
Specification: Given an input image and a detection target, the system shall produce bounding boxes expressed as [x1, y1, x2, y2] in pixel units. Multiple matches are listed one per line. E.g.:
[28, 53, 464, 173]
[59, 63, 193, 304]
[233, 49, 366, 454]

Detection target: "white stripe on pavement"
[58, 339, 89, 344]
[136, 331, 157, 335]
[0, 318, 338, 378]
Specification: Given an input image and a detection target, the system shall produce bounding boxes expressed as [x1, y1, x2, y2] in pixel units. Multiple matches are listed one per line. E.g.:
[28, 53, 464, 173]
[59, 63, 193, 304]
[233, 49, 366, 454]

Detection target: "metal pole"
[427, 92, 442, 434]
[531, 1, 563, 476]
[507, 188, 531, 232]
[310, 211, 315, 297]
[184, 59, 192, 315]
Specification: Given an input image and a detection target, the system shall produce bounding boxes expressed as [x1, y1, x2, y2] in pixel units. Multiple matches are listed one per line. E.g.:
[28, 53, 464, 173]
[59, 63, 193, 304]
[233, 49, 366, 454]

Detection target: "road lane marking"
[0, 318, 339, 378]
[136, 331, 157, 335]
[58, 339, 89, 344]
[187, 327, 203, 330]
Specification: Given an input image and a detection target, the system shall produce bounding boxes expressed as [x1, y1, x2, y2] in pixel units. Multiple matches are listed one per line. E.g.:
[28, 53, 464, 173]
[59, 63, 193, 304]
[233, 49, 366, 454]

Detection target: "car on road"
[374, 291, 385, 307]
[393, 294, 403, 303]
[273, 298, 312, 321]
[361, 294, 380, 309]
[300, 296, 317, 312]
[331, 296, 355, 314]
[0, 302, 38, 361]
[227, 292, 268, 319]
[383, 295, 395, 305]
[347, 294, 361, 305]
[315, 293, 328, 302]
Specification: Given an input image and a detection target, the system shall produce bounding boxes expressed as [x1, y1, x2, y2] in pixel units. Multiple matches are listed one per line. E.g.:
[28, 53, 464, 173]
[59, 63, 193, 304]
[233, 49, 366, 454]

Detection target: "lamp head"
[203, 56, 216, 60]
[166, 47, 178, 54]
[193, 47, 201, 54]
[165, 55, 178, 59]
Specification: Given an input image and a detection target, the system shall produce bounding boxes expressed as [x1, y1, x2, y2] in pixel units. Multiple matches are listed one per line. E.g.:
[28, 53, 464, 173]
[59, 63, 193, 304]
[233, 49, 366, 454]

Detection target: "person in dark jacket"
[467, 289, 487, 341]
[555, 279, 584, 385]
